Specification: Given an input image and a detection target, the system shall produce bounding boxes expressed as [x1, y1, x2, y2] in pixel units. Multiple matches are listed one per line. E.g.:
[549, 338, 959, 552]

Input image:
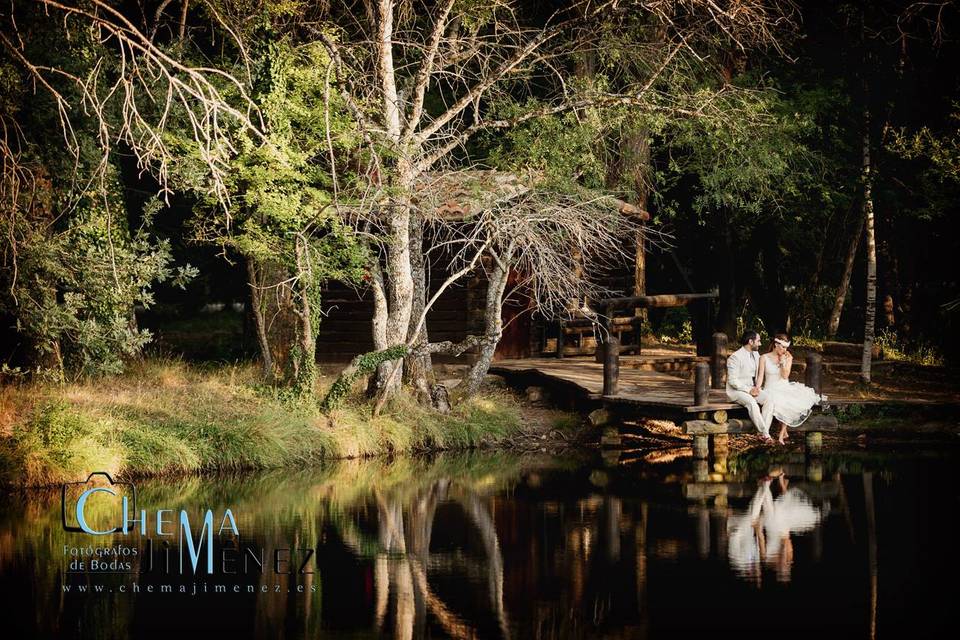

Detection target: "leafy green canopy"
[170, 27, 368, 290]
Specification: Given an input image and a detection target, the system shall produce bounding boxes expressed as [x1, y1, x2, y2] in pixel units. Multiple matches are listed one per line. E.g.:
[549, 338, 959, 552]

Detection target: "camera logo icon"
[61, 472, 137, 534]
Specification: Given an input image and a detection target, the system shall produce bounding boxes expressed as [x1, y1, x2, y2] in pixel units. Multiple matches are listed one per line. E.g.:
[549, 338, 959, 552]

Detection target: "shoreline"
[2, 358, 957, 490]
[0, 359, 584, 489]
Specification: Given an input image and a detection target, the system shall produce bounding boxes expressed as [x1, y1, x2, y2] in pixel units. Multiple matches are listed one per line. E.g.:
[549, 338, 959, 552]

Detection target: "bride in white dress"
[756, 334, 823, 445]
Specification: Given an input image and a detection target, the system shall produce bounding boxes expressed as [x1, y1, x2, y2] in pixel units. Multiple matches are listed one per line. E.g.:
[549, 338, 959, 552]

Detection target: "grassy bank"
[0, 359, 528, 487]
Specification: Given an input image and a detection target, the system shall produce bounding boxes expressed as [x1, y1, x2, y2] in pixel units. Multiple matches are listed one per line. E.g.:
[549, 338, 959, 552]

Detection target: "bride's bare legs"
[777, 422, 788, 445]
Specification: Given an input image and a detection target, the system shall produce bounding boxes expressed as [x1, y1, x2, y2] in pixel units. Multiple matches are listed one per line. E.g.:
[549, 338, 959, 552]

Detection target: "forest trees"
[0, 3, 196, 379]
[1, 0, 801, 401]
[302, 0, 797, 404]
[168, 14, 370, 393]
[7, 1, 955, 402]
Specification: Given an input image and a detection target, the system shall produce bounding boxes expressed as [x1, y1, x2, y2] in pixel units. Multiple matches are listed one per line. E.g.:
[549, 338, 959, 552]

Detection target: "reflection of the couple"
[727, 473, 822, 585]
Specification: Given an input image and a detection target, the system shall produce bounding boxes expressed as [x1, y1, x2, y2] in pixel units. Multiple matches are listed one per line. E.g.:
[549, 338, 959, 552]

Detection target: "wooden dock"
[490, 341, 839, 457]
[489, 355, 739, 413]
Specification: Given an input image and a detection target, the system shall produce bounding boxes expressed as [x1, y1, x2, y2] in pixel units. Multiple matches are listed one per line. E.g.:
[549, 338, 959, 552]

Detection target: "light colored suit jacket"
[726, 346, 759, 394]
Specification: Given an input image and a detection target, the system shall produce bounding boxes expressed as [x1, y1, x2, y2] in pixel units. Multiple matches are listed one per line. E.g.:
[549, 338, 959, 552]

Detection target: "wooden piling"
[601, 427, 622, 448]
[711, 332, 727, 389]
[805, 352, 822, 395]
[693, 459, 710, 482]
[694, 362, 710, 406]
[805, 431, 823, 455]
[711, 433, 729, 456]
[692, 434, 710, 459]
[806, 459, 824, 482]
[603, 336, 620, 396]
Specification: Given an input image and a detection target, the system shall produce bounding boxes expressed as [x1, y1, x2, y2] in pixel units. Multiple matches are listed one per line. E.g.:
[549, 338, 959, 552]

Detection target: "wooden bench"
[543, 291, 720, 358]
[683, 411, 838, 457]
[677, 347, 835, 457]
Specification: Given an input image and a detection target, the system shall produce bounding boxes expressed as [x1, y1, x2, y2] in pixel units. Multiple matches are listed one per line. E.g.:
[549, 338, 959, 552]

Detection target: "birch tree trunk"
[377, 195, 415, 397]
[405, 211, 434, 391]
[860, 113, 878, 385]
[292, 236, 318, 394]
[827, 218, 863, 339]
[369, 0, 414, 400]
[461, 252, 512, 395]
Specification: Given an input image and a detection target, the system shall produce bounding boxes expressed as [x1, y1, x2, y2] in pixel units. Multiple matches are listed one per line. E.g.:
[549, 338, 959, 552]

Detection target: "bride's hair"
[768, 332, 790, 352]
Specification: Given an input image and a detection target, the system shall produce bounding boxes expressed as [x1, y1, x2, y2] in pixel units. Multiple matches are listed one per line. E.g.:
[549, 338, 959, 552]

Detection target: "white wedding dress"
[728, 480, 822, 577]
[761, 354, 822, 427]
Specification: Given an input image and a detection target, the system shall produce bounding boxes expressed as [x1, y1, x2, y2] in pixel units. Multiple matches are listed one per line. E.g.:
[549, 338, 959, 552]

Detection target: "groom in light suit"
[726, 331, 770, 438]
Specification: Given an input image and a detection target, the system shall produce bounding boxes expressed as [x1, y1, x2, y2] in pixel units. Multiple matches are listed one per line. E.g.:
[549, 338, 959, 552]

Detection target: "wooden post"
[692, 435, 710, 459]
[711, 433, 729, 457]
[805, 431, 823, 456]
[556, 320, 565, 359]
[694, 362, 710, 406]
[805, 352, 822, 395]
[693, 459, 709, 482]
[697, 507, 710, 558]
[601, 427, 622, 447]
[711, 332, 727, 389]
[713, 452, 728, 475]
[603, 336, 620, 396]
[712, 433, 729, 476]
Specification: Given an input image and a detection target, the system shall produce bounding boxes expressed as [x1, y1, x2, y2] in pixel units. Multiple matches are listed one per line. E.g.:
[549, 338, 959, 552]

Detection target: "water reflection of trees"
[0, 452, 539, 639]
[0, 449, 915, 638]
[366, 479, 512, 640]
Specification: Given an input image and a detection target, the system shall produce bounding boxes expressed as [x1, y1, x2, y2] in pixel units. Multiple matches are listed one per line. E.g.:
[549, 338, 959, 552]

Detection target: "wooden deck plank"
[490, 355, 836, 416]
[490, 356, 726, 412]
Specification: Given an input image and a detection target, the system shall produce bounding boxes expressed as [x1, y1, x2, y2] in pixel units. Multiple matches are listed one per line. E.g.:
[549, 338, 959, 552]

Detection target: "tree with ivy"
[162, 8, 369, 394]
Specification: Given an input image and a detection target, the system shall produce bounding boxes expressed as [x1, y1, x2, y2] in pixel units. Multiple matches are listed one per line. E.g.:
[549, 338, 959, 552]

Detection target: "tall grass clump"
[0, 359, 525, 486]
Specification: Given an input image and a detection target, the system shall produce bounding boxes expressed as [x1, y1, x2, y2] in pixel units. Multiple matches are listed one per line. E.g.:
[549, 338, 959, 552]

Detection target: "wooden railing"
[598, 290, 720, 397]
[602, 329, 824, 405]
[551, 289, 720, 360]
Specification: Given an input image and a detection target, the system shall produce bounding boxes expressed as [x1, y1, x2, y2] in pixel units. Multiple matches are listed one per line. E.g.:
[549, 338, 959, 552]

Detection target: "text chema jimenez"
[61, 472, 318, 578]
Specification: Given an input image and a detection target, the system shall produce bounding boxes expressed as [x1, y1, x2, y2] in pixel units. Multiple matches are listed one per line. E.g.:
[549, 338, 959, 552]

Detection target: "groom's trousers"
[727, 389, 770, 436]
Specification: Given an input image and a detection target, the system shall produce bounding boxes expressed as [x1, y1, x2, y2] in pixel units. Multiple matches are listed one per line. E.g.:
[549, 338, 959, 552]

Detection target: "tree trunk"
[860, 114, 878, 385]
[292, 236, 318, 394]
[405, 211, 434, 397]
[247, 258, 297, 382]
[376, 179, 415, 399]
[759, 220, 788, 333]
[461, 253, 511, 396]
[625, 128, 651, 323]
[245, 256, 274, 379]
[369, 211, 413, 399]
[827, 218, 863, 339]
[716, 223, 739, 340]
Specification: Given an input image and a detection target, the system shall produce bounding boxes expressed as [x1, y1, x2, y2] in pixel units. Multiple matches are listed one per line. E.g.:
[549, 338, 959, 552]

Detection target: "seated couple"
[726, 331, 823, 444]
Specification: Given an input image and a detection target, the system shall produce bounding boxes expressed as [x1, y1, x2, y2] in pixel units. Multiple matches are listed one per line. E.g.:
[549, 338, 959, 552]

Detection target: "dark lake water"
[1, 445, 956, 639]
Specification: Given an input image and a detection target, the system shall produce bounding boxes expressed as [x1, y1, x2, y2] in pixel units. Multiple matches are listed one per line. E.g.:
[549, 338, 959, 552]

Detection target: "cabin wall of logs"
[317, 265, 487, 362]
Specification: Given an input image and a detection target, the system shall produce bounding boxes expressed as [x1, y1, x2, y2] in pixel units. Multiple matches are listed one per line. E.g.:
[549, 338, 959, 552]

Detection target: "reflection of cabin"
[316, 171, 651, 362]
